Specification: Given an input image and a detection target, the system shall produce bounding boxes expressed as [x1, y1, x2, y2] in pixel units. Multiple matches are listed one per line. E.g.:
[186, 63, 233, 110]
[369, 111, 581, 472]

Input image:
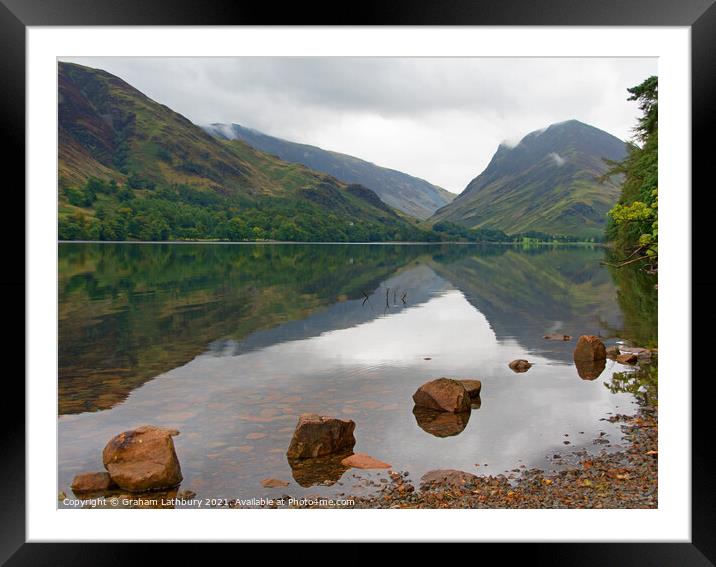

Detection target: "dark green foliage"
[606, 76, 658, 262]
[432, 220, 594, 243]
[59, 181, 441, 243]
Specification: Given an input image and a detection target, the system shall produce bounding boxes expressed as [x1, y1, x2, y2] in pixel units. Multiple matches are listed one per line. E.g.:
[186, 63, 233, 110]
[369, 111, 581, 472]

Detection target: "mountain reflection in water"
[58, 243, 656, 504]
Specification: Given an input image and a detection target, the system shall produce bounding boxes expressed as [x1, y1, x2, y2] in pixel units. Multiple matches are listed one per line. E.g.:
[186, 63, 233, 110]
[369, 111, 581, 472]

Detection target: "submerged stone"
[508, 359, 532, 373]
[71, 471, 117, 494]
[341, 453, 392, 470]
[544, 334, 571, 341]
[261, 478, 290, 488]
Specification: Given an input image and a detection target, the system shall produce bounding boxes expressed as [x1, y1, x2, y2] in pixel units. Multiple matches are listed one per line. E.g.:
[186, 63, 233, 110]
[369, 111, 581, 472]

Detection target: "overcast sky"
[61, 57, 656, 193]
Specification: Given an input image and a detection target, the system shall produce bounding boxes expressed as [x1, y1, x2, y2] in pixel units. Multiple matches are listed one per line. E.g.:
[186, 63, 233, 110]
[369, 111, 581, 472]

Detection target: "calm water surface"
[58, 243, 656, 506]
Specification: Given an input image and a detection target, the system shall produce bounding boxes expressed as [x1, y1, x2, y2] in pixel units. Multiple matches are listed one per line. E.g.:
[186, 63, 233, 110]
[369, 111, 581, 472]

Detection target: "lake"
[58, 242, 657, 506]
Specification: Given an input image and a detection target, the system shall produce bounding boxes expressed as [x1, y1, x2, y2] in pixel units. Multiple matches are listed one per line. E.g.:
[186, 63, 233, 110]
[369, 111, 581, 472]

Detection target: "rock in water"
[102, 426, 183, 492]
[544, 334, 571, 341]
[71, 471, 117, 494]
[573, 335, 607, 361]
[508, 359, 532, 373]
[606, 345, 620, 359]
[412, 378, 471, 413]
[261, 478, 290, 488]
[340, 453, 392, 469]
[286, 414, 356, 459]
[617, 353, 638, 365]
[458, 379, 482, 400]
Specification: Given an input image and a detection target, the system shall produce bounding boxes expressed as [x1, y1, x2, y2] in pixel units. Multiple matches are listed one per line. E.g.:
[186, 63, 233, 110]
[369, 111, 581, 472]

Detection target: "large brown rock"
[573, 335, 607, 362]
[71, 471, 117, 494]
[286, 414, 356, 459]
[458, 379, 482, 400]
[412, 378, 471, 413]
[102, 426, 183, 492]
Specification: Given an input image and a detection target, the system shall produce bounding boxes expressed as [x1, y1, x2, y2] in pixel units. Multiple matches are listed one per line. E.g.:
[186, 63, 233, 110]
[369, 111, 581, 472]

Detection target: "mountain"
[58, 62, 434, 242]
[203, 123, 455, 219]
[430, 120, 628, 239]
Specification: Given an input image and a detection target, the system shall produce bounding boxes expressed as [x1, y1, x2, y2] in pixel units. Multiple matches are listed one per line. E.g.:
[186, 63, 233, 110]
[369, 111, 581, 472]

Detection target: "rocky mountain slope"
[430, 120, 627, 239]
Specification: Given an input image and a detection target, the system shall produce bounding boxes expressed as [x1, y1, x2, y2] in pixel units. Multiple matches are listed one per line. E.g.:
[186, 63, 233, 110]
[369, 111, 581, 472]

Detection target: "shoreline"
[59, 240, 609, 247]
[273, 404, 657, 510]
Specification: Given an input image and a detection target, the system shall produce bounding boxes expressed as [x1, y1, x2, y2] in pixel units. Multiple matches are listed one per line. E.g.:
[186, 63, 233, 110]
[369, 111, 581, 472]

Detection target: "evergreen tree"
[605, 76, 658, 269]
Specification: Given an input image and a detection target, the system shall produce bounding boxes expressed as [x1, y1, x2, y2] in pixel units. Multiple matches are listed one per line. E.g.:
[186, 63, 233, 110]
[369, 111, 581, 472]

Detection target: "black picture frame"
[4, 0, 712, 563]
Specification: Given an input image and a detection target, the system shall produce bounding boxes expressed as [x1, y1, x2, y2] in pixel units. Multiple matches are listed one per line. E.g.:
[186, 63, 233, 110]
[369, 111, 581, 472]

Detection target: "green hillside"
[58, 62, 434, 242]
[430, 120, 627, 240]
[204, 123, 455, 219]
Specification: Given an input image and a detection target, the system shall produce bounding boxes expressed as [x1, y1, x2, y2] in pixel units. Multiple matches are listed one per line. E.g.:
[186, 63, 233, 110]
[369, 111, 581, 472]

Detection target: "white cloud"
[549, 152, 567, 166]
[60, 57, 656, 193]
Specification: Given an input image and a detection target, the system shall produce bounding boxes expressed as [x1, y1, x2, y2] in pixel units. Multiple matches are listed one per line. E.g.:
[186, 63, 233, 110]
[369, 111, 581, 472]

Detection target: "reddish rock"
[573, 335, 607, 362]
[341, 453, 392, 469]
[617, 353, 638, 365]
[606, 345, 620, 359]
[286, 414, 356, 459]
[102, 426, 183, 492]
[412, 378, 471, 413]
[71, 471, 117, 494]
[544, 334, 571, 341]
[420, 469, 480, 490]
[508, 359, 532, 373]
[458, 379, 482, 400]
[261, 478, 290, 488]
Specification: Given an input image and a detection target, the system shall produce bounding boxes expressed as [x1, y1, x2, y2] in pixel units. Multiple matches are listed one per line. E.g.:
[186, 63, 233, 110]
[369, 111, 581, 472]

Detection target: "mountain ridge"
[431, 119, 627, 239]
[203, 122, 455, 219]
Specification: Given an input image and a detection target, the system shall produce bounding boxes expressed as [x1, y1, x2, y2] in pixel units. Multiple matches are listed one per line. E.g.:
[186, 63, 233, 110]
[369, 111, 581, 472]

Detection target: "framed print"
[5, 0, 712, 561]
